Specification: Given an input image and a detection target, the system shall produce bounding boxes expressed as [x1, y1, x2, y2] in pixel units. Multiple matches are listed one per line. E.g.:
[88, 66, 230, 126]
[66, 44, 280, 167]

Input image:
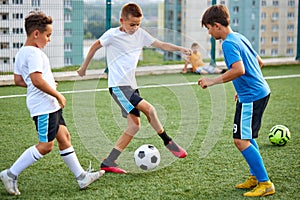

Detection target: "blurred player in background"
[182, 42, 226, 74]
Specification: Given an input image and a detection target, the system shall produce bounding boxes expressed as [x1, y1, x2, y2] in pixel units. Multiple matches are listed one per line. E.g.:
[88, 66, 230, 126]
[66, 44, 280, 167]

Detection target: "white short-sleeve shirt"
[100, 27, 156, 89]
[14, 46, 60, 117]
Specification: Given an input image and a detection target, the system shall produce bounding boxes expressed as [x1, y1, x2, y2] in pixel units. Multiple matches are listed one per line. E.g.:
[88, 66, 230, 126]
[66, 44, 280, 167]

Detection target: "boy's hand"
[57, 93, 66, 109]
[181, 48, 192, 56]
[198, 77, 211, 89]
[77, 67, 86, 77]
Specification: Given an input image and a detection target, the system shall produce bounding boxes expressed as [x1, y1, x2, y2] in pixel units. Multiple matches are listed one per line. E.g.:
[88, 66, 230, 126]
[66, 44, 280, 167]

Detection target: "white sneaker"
[77, 170, 105, 189]
[0, 169, 21, 195]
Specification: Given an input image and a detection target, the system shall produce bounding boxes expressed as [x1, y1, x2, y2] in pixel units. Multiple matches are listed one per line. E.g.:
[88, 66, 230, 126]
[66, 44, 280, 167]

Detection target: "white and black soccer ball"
[134, 144, 160, 170]
[268, 125, 291, 146]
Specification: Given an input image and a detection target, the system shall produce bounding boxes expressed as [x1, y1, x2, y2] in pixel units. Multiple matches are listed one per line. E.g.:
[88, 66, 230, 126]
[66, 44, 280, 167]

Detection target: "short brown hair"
[121, 3, 143, 20]
[25, 11, 52, 36]
[201, 4, 230, 27]
[191, 42, 200, 49]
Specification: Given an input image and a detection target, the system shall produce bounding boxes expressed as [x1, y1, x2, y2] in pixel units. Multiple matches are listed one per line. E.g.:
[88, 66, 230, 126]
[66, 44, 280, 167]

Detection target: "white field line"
[1, 74, 300, 99]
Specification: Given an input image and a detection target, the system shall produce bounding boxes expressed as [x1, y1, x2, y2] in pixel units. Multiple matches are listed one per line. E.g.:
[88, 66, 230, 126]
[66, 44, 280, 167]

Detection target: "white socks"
[60, 146, 85, 178]
[8, 145, 84, 179]
[9, 145, 43, 177]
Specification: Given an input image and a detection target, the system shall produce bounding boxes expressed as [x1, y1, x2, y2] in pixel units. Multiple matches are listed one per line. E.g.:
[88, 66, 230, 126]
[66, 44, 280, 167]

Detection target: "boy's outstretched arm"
[198, 60, 245, 89]
[151, 40, 191, 55]
[77, 40, 103, 76]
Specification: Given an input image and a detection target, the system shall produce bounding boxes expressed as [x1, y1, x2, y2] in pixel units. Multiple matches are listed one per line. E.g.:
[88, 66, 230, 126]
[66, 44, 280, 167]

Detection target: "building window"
[288, 12, 295, 20]
[251, 37, 255, 45]
[272, 25, 279, 32]
[64, 13, 71, 22]
[1, 0, 9, 4]
[1, 43, 9, 49]
[13, 43, 23, 48]
[287, 24, 294, 31]
[251, 25, 255, 31]
[12, 0, 23, 4]
[233, 6, 239, 14]
[272, 0, 279, 7]
[12, 13, 23, 19]
[32, 0, 40, 7]
[64, 29, 72, 37]
[64, 0, 72, 9]
[232, 18, 239, 26]
[0, 28, 9, 34]
[261, 25, 266, 32]
[271, 49, 278, 56]
[272, 12, 279, 20]
[287, 36, 294, 43]
[64, 57, 72, 65]
[261, 12, 266, 20]
[261, 37, 266, 44]
[286, 48, 293, 55]
[262, 0, 266, 6]
[288, 0, 295, 7]
[1, 13, 9, 20]
[252, 1, 256, 6]
[1, 58, 10, 64]
[13, 28, 23, 34]
[271, 37, 278, 44]
[64, 43, 72, 51]
[260, 49, 265, 55]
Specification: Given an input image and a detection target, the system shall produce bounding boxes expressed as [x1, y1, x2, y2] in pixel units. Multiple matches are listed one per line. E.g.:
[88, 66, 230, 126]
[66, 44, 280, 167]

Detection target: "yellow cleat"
[243, 180, 275, 197]
[235, 176, 258, 189]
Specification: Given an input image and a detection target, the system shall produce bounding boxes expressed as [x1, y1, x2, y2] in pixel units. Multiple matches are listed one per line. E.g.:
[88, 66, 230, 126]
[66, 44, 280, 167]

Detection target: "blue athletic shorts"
[109, 86, 143, 118]
[233, 94, 270, 139]
[33, 109, 66, 142]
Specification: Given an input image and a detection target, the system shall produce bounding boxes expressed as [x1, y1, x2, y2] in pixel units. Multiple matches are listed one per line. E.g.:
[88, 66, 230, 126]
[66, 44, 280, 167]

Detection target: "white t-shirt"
[100, 27, 156, 89]
[14, 46, 60, 117]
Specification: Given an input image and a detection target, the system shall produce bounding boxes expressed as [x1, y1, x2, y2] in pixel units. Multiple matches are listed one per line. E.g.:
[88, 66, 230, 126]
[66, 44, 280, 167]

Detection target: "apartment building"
[165, 0, 298, 60]
[259, 0, 298, 57]
[0, 0, 83, 73]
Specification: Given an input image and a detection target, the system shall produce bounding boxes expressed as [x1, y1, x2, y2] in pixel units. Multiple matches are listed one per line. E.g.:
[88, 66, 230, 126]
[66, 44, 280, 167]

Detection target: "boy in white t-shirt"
[0, 11, 104, 196]
[77, 3, 190, 174]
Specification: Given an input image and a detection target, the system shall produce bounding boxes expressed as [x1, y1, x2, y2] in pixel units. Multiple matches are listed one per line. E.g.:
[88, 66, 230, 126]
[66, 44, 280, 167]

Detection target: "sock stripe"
[60, 151, 74, 157]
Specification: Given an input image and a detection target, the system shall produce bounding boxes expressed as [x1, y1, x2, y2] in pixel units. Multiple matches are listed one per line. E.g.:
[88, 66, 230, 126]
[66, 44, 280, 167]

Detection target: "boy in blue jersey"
[198, 5, 275, 197]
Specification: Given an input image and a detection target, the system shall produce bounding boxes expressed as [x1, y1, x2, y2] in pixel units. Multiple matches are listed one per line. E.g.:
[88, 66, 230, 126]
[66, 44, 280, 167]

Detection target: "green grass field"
[0, 65, 299, 199]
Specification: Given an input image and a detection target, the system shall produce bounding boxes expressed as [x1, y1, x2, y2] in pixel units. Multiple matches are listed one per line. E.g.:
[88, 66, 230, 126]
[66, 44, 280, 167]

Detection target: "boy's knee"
[127, 122, 140, 135]
[37, 142, 54, 155]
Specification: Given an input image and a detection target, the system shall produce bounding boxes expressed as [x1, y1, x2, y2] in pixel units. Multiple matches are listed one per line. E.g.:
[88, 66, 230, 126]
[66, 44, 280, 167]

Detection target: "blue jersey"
[222, 32, 270, 103]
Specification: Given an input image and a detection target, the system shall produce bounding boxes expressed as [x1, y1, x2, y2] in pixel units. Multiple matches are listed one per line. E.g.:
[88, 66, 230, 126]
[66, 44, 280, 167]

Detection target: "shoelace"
[86, 161, 94, 173]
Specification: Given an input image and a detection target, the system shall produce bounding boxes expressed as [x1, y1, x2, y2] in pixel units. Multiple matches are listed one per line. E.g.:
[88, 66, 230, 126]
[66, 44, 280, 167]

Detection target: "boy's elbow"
[14, 75, 27, 87]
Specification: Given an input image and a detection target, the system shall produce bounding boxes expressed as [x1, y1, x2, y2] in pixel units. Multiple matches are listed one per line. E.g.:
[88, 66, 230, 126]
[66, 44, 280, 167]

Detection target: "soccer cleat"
[0, 169, 21, 195]
[100, 159, 127, 174]
[77, 170, 105, 189]
[100, 166, 127, 174]
[165, 140, 187, 158]
[243, 180, 275, 197]
[235, 176, 258, 189]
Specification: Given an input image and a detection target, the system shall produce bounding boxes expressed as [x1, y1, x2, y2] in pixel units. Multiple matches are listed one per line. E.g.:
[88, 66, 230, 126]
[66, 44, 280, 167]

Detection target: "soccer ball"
[268, 125, 291, 146]
[134, 144, 160, 170]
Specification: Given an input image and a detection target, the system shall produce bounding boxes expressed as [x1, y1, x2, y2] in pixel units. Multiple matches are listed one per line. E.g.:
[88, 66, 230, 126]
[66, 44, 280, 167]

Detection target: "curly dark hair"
[25, 11, 52, 36]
